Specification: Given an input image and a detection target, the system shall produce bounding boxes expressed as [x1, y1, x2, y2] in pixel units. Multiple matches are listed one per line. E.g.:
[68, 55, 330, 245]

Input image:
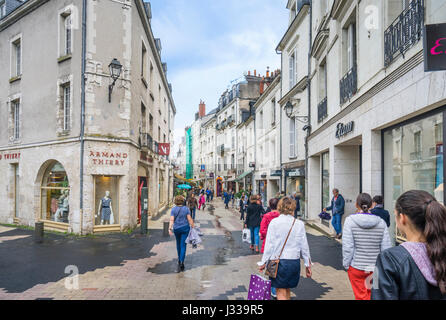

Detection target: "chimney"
[248, 70, 251, 76]
[260, 77, 265, 95]
[254, 69, 257, 77]
[199, 100, 206, 118]
[266, 66, 270, 78]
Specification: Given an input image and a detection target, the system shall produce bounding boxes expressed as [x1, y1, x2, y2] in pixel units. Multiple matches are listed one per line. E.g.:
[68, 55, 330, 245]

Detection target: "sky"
[149, 0, 289, 155]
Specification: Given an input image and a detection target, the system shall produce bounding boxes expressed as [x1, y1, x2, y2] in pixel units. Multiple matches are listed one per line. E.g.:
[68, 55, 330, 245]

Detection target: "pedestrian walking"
[187, 193, 198, 220]
[370, 195, 390, 227]
[259, 197, 312, 300]
[210, 189, 214, 202]
[323, 188, 345, 239]
[372, 190, 446, 300]
[245, 195, 263, 253]
[239, 192, 247, 220]
[224, 190, 231, 209]
[259, 198, 281, 299]
[198, 193, 206, 211]
[169, 195, 195, 273]
[343, 193, 391, 300]
[206, 188, 211, 203]
[293, 192, 301, 219]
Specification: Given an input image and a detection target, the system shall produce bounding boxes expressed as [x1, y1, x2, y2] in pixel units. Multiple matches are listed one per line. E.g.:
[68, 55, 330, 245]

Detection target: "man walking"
[224, 190, 231, 209]
[323, 188, 345, 239]
[206, 188, 211, 203]
[187, 193, 198, 220]
[370, 195, 390, 227]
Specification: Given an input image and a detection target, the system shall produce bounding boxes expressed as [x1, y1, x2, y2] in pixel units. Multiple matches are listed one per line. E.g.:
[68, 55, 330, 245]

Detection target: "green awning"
[235, 170, 254, 182]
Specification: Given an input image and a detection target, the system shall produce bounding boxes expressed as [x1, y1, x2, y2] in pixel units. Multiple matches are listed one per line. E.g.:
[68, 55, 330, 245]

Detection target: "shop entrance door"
[138, 177, 148, 224]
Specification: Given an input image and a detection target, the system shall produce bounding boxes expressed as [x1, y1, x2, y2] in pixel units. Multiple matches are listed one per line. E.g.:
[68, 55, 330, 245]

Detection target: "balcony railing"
[317, 97, 327, 123]
[340, 65, 357, 105]
[384, 0, 424, 67]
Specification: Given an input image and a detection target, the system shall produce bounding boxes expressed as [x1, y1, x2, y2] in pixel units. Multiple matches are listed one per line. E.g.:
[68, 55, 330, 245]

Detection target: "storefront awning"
[174, 174, 188, 182]
[235, 170, 254, 182]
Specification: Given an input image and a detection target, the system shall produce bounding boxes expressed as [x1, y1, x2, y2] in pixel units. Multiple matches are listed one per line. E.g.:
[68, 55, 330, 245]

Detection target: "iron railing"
[384, 0, 424, 67]
[340, 65, 357, 105]
[318, 97, 327, 123]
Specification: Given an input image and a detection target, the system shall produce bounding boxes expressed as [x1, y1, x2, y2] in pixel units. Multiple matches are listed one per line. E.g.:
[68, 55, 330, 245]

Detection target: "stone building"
[0, 0, 176, 234]
[304, 0, 446, 242]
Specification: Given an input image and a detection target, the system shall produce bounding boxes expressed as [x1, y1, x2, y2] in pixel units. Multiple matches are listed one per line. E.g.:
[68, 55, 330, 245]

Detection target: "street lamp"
[285, 101, 294, 119]
[285, 100, 309, 126]
[108, 58, 123, 103]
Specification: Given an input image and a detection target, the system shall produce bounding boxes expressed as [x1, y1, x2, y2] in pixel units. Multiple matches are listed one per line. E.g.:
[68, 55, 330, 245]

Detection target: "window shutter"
[289, 54, 294, 89]
[289, 118, 296, 158]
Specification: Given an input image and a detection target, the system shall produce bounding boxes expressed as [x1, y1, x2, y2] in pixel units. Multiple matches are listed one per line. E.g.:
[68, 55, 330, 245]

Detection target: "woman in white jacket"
[342, 193, 391, 300]
[259, 197, 312, 300]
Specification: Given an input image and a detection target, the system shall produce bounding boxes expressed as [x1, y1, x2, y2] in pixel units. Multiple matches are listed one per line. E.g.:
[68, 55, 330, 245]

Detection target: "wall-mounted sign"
[0, 152, 21, 161]
[200, 165, 205, 172]
[336, 121, 354, 139]
[287, 168, 305, 177]
[270, 170, 282, 177]
[249, 162, 256, 168]
[424, 23, 446, 72]
[90, 151, 128, 166]
[158, 143, 170, 156]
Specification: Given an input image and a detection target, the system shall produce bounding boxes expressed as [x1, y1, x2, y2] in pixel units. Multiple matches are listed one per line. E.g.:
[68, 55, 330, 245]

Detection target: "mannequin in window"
[54, 190, 69, 222]
[97, 191, 114, 225]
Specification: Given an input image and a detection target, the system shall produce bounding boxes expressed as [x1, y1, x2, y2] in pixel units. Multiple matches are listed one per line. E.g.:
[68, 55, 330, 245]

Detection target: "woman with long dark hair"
[372, 190, 446, 300]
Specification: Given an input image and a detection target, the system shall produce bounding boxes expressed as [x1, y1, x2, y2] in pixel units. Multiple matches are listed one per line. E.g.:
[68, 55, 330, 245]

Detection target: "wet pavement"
[0, 200, 354, 300]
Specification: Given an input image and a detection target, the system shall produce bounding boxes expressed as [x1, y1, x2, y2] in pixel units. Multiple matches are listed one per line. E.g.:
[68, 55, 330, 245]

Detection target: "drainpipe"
[304, 1, 313, 221]
[79, 0, 87, 235]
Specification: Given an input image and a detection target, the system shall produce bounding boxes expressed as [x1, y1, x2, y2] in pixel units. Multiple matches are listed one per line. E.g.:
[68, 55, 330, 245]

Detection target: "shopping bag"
[318, 211, 332, 221]
[242, 228, 251, 243]
[247, 274, 271, 300]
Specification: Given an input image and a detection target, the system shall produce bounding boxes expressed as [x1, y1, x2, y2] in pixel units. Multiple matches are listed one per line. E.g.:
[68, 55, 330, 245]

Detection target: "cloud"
[149, 0, 289, 155]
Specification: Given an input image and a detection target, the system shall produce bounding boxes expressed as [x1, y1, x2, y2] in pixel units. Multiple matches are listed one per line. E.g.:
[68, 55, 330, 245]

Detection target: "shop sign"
[424, 23, 446, 72]
[0, 152, 21, 161]
[89, 151, 128, 166]
[288, 168, 305, 177]
[200, 165, 205, 172]
[158, 143, 171, 156]
[270, 170, 282, 177]
[336, 121, 354, 139]
[249, 162, 256, 168]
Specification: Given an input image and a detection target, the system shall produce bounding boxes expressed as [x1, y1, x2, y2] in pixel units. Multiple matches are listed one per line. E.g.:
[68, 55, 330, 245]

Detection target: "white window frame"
[65, 15, 72, 55]
[10, 34, 22, 78]
[58, 6, 75, 58]
[289, 52, 295, 89]
[63, 84, 71, 131]
[13, 100, 20, 141]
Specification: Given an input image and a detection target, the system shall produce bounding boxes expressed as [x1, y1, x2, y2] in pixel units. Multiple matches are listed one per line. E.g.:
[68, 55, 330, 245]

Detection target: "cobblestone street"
[0, 200, 354, 300]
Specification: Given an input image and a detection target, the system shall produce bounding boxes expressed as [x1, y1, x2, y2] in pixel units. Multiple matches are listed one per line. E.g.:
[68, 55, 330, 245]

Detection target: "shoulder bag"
[265, 218, 296, 279]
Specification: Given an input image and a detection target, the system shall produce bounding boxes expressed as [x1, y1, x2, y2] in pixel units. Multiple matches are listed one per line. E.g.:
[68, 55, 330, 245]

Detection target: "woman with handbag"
[169, 195, 195, 273]
[245, 195, 263, 253]
[259, 197, 312, 300]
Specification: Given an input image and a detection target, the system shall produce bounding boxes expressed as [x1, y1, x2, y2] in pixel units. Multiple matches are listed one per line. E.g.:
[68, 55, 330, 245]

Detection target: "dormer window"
[0, 1, 6, 19]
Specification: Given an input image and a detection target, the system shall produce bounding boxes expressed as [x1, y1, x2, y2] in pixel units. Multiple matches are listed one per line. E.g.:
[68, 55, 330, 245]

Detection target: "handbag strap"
[277, 218, 297, 260]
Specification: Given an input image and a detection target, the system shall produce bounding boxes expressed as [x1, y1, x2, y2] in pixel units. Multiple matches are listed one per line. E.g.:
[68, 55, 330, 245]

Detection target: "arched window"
[41, 162, 70, 223]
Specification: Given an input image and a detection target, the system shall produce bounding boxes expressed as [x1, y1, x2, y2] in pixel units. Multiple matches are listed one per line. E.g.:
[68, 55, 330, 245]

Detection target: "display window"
[286, 176, 305, 216]
[41, 162, 70, 223]
[384, 111, 444, 242]
[321, 152, 330, 209]
[94, 175, 120, 226]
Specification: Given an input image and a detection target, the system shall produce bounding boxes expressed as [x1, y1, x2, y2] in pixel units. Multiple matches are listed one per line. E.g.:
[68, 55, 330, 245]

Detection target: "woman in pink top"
[198, 193, 206, 211]
[260, 198, 281, 254]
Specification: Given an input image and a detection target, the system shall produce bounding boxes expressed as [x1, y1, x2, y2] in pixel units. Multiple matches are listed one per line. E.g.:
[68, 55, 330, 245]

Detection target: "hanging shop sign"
[0, 152, 21, 161]
[89, 151, 128, 166]
[158, 143, 171, 156]
[200, 165, 206, 172]
[424, 23, 446, 72]
[270, 170, 282, 177]
[335, 121, 354, 139]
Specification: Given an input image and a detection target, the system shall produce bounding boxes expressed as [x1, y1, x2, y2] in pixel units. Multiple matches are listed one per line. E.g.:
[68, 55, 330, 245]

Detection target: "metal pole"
[79, 0, 87, 235]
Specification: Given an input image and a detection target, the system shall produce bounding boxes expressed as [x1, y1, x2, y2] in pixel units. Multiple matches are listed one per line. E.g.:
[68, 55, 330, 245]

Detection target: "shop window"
[41, 162, 70, 223]
[321, 152, 330, 210]
[384, 112, 444, 243]
[94, 176, 119, 225]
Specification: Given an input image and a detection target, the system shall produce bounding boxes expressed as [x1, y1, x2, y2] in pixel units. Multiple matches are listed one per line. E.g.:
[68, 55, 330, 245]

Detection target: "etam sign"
[336, 121, 355, 139]
[424, 23, 446, 72]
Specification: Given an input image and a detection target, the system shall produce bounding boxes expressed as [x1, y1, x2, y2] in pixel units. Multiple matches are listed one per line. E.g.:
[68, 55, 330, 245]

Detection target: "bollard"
[35, 222, 44, 243]
[140, 211, 148, 235]
[163, 221, 170, 237]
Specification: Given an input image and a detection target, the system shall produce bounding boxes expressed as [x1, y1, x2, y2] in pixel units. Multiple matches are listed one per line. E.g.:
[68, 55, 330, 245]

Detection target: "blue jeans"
[271, 287, 276, 296]
[190, 207, 196, 220]
[174, 225, 190, 263]
[332, 214, 342, 235]
[250, 226, 260, 247]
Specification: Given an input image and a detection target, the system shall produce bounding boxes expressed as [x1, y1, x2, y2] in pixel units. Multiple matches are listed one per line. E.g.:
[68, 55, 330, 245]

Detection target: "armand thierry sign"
[424, 23, 446, 72]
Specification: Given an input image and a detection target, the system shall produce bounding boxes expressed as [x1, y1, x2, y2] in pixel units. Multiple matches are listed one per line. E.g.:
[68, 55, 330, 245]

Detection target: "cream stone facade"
[0, 0, 176, 234]
[306, 0, 446, 242]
